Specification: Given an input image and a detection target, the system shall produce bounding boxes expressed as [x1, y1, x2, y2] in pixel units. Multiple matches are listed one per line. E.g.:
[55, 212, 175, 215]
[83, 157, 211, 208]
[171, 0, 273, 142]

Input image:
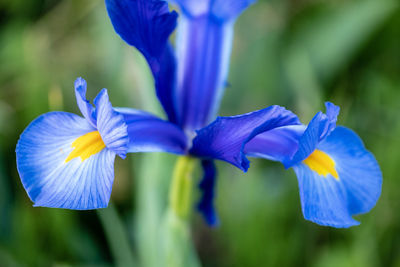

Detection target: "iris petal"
[211, 0, 257, 21]
[190, 105, 300, 171]
[320, 102, 340, 140]
[318, 126, 382, 215]
[287, 102, 339, 167]
[197, 160, 218, 226]
[94, 89, 129, 159]
[169, 0, 209, 17]
[74, 77, 96, 128]
[174, 0, 256, 132]
[244, 125, 305, 163]
[16, 112, 115, 209]
[293, 163, 359, 228]
[171, 0, 256, 20]
[293, 126, 381, 228]
[117, 108, 188, 154]
[175, 16, 234, 132]
[105, 0, 178, 122]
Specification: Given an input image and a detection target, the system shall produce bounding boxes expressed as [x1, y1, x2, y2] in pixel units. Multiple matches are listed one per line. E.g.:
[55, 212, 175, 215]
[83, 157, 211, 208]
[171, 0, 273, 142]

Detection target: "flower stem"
[162, 156, 200, 267]
[170, 156, 196, 219]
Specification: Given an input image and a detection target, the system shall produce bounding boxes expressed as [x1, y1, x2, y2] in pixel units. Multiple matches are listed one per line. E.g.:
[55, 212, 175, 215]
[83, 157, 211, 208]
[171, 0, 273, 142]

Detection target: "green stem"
[170, 156, 196, 219]
[162, 156, 200, 267]
[97, 203, 137, 267]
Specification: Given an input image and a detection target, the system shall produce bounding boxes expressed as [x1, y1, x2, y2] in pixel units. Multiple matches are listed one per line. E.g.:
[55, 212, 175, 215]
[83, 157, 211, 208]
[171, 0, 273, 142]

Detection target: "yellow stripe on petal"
[65, 131, 106, 163]
[303, 149, 339, 180]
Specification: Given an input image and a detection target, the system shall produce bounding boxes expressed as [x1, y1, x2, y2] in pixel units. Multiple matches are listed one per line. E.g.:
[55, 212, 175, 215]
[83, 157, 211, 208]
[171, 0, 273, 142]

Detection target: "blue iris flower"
[17, 78, 129, 209]
[192, 102, 382, 227]
[16, 0, 381, 228]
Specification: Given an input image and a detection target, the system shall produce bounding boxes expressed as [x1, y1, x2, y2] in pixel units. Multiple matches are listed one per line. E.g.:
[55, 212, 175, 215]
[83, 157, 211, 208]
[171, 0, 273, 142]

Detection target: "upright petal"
[74, 77, 96, 128]
[175, 16, 234, 133]
[190, 106, 300, 171]
[173, 0, 255, 133]
[169, 0, 209, 17]
[94, 89, 129, 159]
[287, 102, 340, 167]
[117, 108, 188, 154]
[293, 126, 382, 228]
[105, 0, 177, 58]
[16, 112, 115, 209]
[197, 160, 218, 226]
[320, 102, 340, 140]
[171, 0, 256, 20]
[105, 0, 178, 122]
[211, 0, 257, 21]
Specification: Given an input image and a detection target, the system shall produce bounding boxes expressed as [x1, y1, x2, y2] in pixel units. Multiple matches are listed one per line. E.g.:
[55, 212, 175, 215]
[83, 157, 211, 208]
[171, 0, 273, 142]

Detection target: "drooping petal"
[170, 0, 256, 20]
[190, 106, 301, 171]
[105, 0, 178, 122]
[117, 108, 188, 154]
[293, 163, 359, 228]
[293, 126, 382, 228]
[317, 126, 382, 216]
[94, 89, 129, 159]
[197, 160, 218, 226]
[287, 102, 340, 167]
[175, 16, 234, 133]
[16, 112, 115, 209]
[74, 77, 96, 127]
[244, 125, 305, 163]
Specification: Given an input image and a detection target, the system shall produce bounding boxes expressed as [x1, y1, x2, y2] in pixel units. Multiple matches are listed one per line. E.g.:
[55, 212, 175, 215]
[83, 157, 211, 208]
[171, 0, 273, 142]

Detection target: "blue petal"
[244, 125, 305, 163]
[174, 0, 256, 132]
[190, 106, 300, 171]
[105, 0, 178, 122]
[318, 126, 382, 216]
[74, 77, 96, 128]
[94, 90, 129, 159]
[117, 108, 188, 154]
[293, 163, 359, 228]
[211, 0, 257, 21]
[171, 0, 256, 20]
[169, 0, 209, 17]
[293, 126, 382, 228]
[287, 102, 340, 167]
[16, 112, 115, 209]
[321, 102, 340, 140]
[151, 46, 178, 123]
[105, 0, 177, 58]
[175, 16, 234, 133]
[197, 160, 219, 226]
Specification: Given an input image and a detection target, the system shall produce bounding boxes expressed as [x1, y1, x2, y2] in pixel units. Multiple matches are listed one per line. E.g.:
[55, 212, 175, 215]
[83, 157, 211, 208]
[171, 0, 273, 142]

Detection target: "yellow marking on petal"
[303, 149, 339, 180]
[65, 131, 106, 163]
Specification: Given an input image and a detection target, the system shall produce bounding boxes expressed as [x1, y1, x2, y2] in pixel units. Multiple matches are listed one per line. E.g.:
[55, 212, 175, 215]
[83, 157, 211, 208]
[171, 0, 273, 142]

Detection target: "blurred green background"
[1, 0, 399, 266]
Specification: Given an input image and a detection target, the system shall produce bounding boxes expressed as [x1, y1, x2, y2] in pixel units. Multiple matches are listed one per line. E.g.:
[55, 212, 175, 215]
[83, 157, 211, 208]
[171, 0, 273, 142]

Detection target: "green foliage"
[1, 0, 399, 266]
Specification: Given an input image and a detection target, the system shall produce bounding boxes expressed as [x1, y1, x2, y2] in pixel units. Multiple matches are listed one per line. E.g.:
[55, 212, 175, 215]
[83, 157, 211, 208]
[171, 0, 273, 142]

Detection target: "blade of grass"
[98, 203, 137, 267]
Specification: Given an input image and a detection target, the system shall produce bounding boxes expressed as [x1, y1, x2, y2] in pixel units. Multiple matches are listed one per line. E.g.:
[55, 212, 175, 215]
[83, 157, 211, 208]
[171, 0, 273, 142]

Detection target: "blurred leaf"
[98, 204, 137, 267]
[290, 0, 398, 82]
